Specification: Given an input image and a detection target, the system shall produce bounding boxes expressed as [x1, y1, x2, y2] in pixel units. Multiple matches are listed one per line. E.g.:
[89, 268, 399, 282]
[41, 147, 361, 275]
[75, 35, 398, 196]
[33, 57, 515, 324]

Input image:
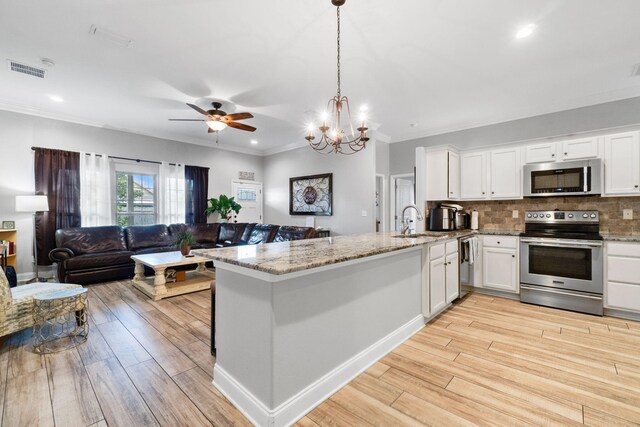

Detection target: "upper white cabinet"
[490, 148, 522, 199]
[426, 150, 459, 200]
[604, 131, 640, 195]
[460, 152, 488, 200]
[562, 137, 599, 160]
[525, 143, 557, 164]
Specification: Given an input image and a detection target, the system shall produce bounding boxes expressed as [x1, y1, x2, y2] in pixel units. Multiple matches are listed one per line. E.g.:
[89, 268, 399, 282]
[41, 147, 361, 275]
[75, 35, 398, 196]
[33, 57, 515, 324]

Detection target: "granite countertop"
[193, 230, 474, 275]
[601, 234, 640, 242]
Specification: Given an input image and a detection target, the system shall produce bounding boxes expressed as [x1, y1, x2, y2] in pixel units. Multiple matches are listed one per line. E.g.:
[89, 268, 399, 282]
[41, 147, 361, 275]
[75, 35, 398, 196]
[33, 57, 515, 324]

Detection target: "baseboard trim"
[213, 314, 425, 427]
[604, 307, 640, 322]
[469, 287, 520, 301]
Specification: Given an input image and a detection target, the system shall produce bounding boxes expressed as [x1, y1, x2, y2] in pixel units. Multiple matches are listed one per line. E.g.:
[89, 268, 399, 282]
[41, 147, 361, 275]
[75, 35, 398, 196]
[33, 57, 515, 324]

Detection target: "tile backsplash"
[427, 196, 640, 235]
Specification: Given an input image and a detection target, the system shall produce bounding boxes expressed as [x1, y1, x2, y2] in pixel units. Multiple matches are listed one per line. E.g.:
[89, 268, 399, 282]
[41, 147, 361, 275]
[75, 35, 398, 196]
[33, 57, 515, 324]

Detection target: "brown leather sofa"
[50, 222, 316, 284]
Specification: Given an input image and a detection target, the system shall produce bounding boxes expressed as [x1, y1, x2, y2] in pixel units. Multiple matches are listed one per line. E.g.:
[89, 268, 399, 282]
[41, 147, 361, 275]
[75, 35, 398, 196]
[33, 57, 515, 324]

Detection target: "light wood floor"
[1, 284, 640, 426]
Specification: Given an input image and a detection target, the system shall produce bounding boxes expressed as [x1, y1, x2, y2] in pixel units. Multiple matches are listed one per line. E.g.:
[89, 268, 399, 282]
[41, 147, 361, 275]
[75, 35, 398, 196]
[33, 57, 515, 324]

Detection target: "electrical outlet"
[623, 209, 633, 220]
[361, 210, 367, 217]
[512, 210, 519, 219]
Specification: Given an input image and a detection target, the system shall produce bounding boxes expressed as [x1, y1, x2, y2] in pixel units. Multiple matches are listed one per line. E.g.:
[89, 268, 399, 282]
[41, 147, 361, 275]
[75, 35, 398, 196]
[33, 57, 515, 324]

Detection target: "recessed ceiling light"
[515, 24, 535, 39]
[251, 139, 258, 145]
[49, 95, 64, 102]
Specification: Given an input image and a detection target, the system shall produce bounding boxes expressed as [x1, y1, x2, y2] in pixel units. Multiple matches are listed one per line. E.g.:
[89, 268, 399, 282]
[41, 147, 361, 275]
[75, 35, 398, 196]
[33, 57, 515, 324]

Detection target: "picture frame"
[289, 173, 333, 216]
[1, 221, 15, 230]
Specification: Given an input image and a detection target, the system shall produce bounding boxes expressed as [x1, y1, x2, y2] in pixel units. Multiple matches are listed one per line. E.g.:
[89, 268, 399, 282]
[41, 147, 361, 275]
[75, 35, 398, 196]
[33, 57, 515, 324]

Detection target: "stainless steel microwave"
[523, 159, 602, 197]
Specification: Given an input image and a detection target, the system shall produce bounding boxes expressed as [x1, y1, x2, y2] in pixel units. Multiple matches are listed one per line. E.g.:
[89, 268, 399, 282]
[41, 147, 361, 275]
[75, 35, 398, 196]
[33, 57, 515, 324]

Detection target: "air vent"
[7, 60, 46, 78]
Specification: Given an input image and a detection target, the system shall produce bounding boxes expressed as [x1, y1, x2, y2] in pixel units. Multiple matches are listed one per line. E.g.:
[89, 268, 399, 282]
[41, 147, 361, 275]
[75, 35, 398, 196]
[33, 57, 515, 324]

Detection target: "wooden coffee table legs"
[131, 260, 215, 301]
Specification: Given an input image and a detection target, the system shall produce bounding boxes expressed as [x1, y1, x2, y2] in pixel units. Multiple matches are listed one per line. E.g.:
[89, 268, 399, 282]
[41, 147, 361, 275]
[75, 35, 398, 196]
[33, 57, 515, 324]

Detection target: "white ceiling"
[1, 0, 640, 155]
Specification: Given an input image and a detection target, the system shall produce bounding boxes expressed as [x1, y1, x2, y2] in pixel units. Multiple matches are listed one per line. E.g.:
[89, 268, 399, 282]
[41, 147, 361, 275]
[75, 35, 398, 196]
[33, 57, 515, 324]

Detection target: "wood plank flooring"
[1, 283, 639, 426]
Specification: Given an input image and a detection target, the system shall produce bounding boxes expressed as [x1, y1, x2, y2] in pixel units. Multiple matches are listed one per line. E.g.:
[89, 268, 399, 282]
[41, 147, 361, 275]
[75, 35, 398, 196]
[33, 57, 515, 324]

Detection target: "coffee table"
[131, 251, 215, 301]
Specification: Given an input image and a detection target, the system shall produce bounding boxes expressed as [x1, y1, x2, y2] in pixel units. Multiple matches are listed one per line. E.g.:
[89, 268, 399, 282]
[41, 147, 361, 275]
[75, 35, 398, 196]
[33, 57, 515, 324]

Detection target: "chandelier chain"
[336, 6, 341, 98]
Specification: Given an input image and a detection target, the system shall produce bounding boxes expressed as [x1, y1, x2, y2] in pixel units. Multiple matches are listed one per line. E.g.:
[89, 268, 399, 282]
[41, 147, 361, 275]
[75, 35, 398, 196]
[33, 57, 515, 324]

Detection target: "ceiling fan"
[169, 102, 256, 133]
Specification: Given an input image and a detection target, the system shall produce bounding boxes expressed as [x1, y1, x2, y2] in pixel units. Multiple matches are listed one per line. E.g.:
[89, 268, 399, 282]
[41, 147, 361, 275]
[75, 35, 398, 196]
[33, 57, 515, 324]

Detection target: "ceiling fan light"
[206, 120, 228, 131]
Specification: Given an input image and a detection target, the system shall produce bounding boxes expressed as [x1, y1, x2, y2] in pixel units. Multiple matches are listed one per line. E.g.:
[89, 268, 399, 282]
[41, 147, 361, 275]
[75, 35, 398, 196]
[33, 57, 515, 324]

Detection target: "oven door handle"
[520, 238, 602, 248]
[521, 285, 603, 300]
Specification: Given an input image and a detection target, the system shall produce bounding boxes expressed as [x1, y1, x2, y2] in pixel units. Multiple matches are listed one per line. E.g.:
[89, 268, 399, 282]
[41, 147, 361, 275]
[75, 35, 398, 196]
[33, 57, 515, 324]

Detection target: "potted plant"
[175, 230, 196, 256]
[205, 194, 242, 223]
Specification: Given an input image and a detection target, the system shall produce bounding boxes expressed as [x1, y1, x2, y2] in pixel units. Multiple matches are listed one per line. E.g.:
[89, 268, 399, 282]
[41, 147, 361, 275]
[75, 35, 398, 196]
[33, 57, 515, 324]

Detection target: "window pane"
[115, 172, 157, 225]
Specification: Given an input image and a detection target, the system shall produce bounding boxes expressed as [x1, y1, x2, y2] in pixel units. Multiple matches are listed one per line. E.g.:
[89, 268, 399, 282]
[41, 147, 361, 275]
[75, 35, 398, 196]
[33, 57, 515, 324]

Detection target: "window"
[115, 172, 157, 226]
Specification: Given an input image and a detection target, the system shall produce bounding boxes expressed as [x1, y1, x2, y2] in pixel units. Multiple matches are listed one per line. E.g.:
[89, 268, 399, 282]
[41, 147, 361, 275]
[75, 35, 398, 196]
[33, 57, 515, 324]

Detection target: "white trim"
[375, 174, 387, 233]
[213, 314, 425, 427]
[209, 246, 421, 282]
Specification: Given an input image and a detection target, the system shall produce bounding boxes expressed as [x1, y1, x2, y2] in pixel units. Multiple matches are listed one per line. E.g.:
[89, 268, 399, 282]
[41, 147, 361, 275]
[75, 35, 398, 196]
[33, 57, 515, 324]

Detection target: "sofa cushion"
[273, 226, 317, 242]
[64, 251, 135, 270]
[55, 226, 127, 256]
[125, 225, 173, 252]
[218, 223, 248, 244]
[247, 224, 279, 245]
[190, 223, 221, 244]
[241, 224, 257, 242]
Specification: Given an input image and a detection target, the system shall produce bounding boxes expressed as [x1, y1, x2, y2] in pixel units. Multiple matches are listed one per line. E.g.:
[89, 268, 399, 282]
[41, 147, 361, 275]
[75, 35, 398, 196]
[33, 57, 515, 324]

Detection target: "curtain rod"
[30, 146, 180, 166]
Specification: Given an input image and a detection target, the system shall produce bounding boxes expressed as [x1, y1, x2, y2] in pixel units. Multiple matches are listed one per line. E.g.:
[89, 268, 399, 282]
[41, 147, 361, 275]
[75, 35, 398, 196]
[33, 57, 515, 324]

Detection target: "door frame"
[390, 173, 415, 232]
[375, 173, 387, 233]
[231, 180, 263, 223]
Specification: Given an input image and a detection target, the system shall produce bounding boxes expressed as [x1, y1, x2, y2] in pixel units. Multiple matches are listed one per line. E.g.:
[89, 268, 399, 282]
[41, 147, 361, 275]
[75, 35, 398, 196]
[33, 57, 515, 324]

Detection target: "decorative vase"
[180, 244, 191, 256]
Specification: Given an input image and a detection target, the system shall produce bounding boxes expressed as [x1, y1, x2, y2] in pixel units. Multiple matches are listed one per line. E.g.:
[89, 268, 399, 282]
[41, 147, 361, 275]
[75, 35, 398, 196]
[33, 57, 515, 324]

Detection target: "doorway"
[231, 181, 263, 223]
[375, 174, 387, 232]
[390, 174, 415, 231]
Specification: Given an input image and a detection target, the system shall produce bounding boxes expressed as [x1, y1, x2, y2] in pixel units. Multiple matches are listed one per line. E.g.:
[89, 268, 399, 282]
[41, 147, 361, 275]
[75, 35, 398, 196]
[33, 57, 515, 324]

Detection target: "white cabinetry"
[481, 236, 518, 293]
[606, 242, 640, 313]
[426, 150, 459, 200]
[460, 152, 488, 200]
[490, 148, 522, 199]
[424, 239, 459, 318]
[604, 131, 640, 195]
[525, 143, 557, 164]
[562, 137, 599, 160]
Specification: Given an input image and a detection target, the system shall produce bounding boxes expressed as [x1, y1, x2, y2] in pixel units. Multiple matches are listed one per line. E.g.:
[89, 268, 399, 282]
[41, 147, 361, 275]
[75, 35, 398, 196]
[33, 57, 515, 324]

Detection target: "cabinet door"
[525, 143, 557, 164]
[426, 150, 449, 200]
[460, 152, 487, 200]
[482, 247, 518, 292]
[448, 151, 460, 200]
[490, 148, 522, 199]
[604, 132, 640, 195]
[562, 137, 599, 160]
[430, 257, 446, 314]
[445, 252, 459, 303]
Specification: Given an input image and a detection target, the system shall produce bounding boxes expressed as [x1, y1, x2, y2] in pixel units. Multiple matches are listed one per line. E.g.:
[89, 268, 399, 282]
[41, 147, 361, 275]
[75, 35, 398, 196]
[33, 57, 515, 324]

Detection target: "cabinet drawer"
[608, 256, 640, 284]
[482, 236, 517, 249]
[607, 282, 640, 312]
[430, 243, 445, 260]
[445, 240, 458, 255]
[607, 242, 640, 258]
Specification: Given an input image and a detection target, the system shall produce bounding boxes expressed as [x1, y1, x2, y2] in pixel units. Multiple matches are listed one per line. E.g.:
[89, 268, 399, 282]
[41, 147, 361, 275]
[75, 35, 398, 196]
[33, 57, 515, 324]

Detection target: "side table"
[33, 288, 89, 354]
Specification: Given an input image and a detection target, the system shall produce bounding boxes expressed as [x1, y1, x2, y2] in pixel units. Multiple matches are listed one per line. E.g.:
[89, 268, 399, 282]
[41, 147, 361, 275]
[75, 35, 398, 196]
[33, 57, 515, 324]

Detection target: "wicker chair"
[0, 268, 83, 338]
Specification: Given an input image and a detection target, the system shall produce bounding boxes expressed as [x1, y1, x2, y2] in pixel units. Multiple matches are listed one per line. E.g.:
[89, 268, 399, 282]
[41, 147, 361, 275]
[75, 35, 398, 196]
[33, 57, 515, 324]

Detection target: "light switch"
[623, 209, 633, 220]
[361, 210, 367, 217]
[512, 210, 519, 219]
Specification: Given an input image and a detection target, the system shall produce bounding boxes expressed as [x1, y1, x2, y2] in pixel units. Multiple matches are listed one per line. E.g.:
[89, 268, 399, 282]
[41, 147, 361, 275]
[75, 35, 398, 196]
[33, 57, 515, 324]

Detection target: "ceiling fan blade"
[225, 112, 254, 121]
[187, 103, 211, 117]
[168, 119, 205, 121]
[227, 121, 257, 132]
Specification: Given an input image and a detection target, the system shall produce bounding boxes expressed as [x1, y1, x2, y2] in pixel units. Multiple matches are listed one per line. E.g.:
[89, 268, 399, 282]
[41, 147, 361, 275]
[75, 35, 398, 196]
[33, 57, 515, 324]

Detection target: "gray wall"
[263, 143, 376, 236]
[0, 109, 263, 277]
[390, 96, 640, 175]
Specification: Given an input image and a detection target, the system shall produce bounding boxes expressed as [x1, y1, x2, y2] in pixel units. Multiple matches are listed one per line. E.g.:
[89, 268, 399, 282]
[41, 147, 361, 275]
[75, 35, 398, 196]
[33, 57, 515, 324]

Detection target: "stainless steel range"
[520, 210, 603, 315]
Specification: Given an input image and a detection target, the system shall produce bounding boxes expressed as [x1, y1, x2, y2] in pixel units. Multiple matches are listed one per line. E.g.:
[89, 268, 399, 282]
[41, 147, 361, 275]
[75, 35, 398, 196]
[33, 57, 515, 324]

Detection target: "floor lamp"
[15, 195, 50, 283]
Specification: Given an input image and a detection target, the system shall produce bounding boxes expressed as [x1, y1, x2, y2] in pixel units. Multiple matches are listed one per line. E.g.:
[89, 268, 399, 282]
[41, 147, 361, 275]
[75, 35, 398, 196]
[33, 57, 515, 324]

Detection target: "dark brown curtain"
[34, 148, 81, 265]
[185, 165, 209, 224]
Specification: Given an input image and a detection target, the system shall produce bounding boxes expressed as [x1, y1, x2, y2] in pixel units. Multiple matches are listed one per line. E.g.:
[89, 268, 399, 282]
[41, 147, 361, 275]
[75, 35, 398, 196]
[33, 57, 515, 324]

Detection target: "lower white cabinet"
[424, 239, 459, 318]
[481, 236, 519, 293]
[606, 242, 640, 313]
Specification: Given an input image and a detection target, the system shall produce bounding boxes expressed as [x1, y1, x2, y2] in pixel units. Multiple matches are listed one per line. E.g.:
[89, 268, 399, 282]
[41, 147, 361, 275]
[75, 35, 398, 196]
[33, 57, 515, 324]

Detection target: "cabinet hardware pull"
[635, 185, 639, 188]
[497, 241, 500, 244]
[512, 255, 515, 258]
[482, 192, 485, 194]
[551, 154, 555, 157]
[564, 152, 568, 155]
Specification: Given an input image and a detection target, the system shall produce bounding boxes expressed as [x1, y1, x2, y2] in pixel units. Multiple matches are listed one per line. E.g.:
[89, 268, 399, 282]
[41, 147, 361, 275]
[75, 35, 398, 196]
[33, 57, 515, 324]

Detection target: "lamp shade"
[16, 195, 49, 212]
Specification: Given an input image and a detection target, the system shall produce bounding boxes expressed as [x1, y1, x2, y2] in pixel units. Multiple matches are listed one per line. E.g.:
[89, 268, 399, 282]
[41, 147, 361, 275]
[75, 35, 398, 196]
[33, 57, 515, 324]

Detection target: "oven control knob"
[526, 214, 532, 218]
[590, 213, 596, 218]
[568, 214, 573, 218]
[533, 214, 538, 218]
[546, 214, 551, 218]
[583, 213, 588, 218]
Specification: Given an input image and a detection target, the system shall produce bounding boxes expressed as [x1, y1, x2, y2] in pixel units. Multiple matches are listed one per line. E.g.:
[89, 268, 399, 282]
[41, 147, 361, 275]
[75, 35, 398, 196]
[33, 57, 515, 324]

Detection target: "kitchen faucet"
[400, 204, 424, 235]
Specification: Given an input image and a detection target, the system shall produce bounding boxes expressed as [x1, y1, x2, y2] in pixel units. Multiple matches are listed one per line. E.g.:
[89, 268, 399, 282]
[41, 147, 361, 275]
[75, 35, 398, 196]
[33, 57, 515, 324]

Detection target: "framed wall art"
[1, 221, 15, 229]
[289, 173, 333, 216]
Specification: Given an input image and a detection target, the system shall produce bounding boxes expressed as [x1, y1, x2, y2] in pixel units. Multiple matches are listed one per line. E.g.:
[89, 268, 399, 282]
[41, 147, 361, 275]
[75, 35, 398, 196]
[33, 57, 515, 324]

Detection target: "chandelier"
[305, 0, 369, 155]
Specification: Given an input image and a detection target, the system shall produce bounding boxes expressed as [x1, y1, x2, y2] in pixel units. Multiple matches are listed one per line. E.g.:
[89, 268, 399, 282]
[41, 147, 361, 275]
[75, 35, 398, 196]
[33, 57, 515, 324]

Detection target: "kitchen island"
[194, 231, 470, 427]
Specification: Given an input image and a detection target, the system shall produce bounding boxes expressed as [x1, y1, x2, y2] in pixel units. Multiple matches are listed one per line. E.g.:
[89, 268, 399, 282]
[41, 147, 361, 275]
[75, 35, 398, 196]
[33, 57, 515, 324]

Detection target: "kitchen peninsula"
[194, 231, 471, 427]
